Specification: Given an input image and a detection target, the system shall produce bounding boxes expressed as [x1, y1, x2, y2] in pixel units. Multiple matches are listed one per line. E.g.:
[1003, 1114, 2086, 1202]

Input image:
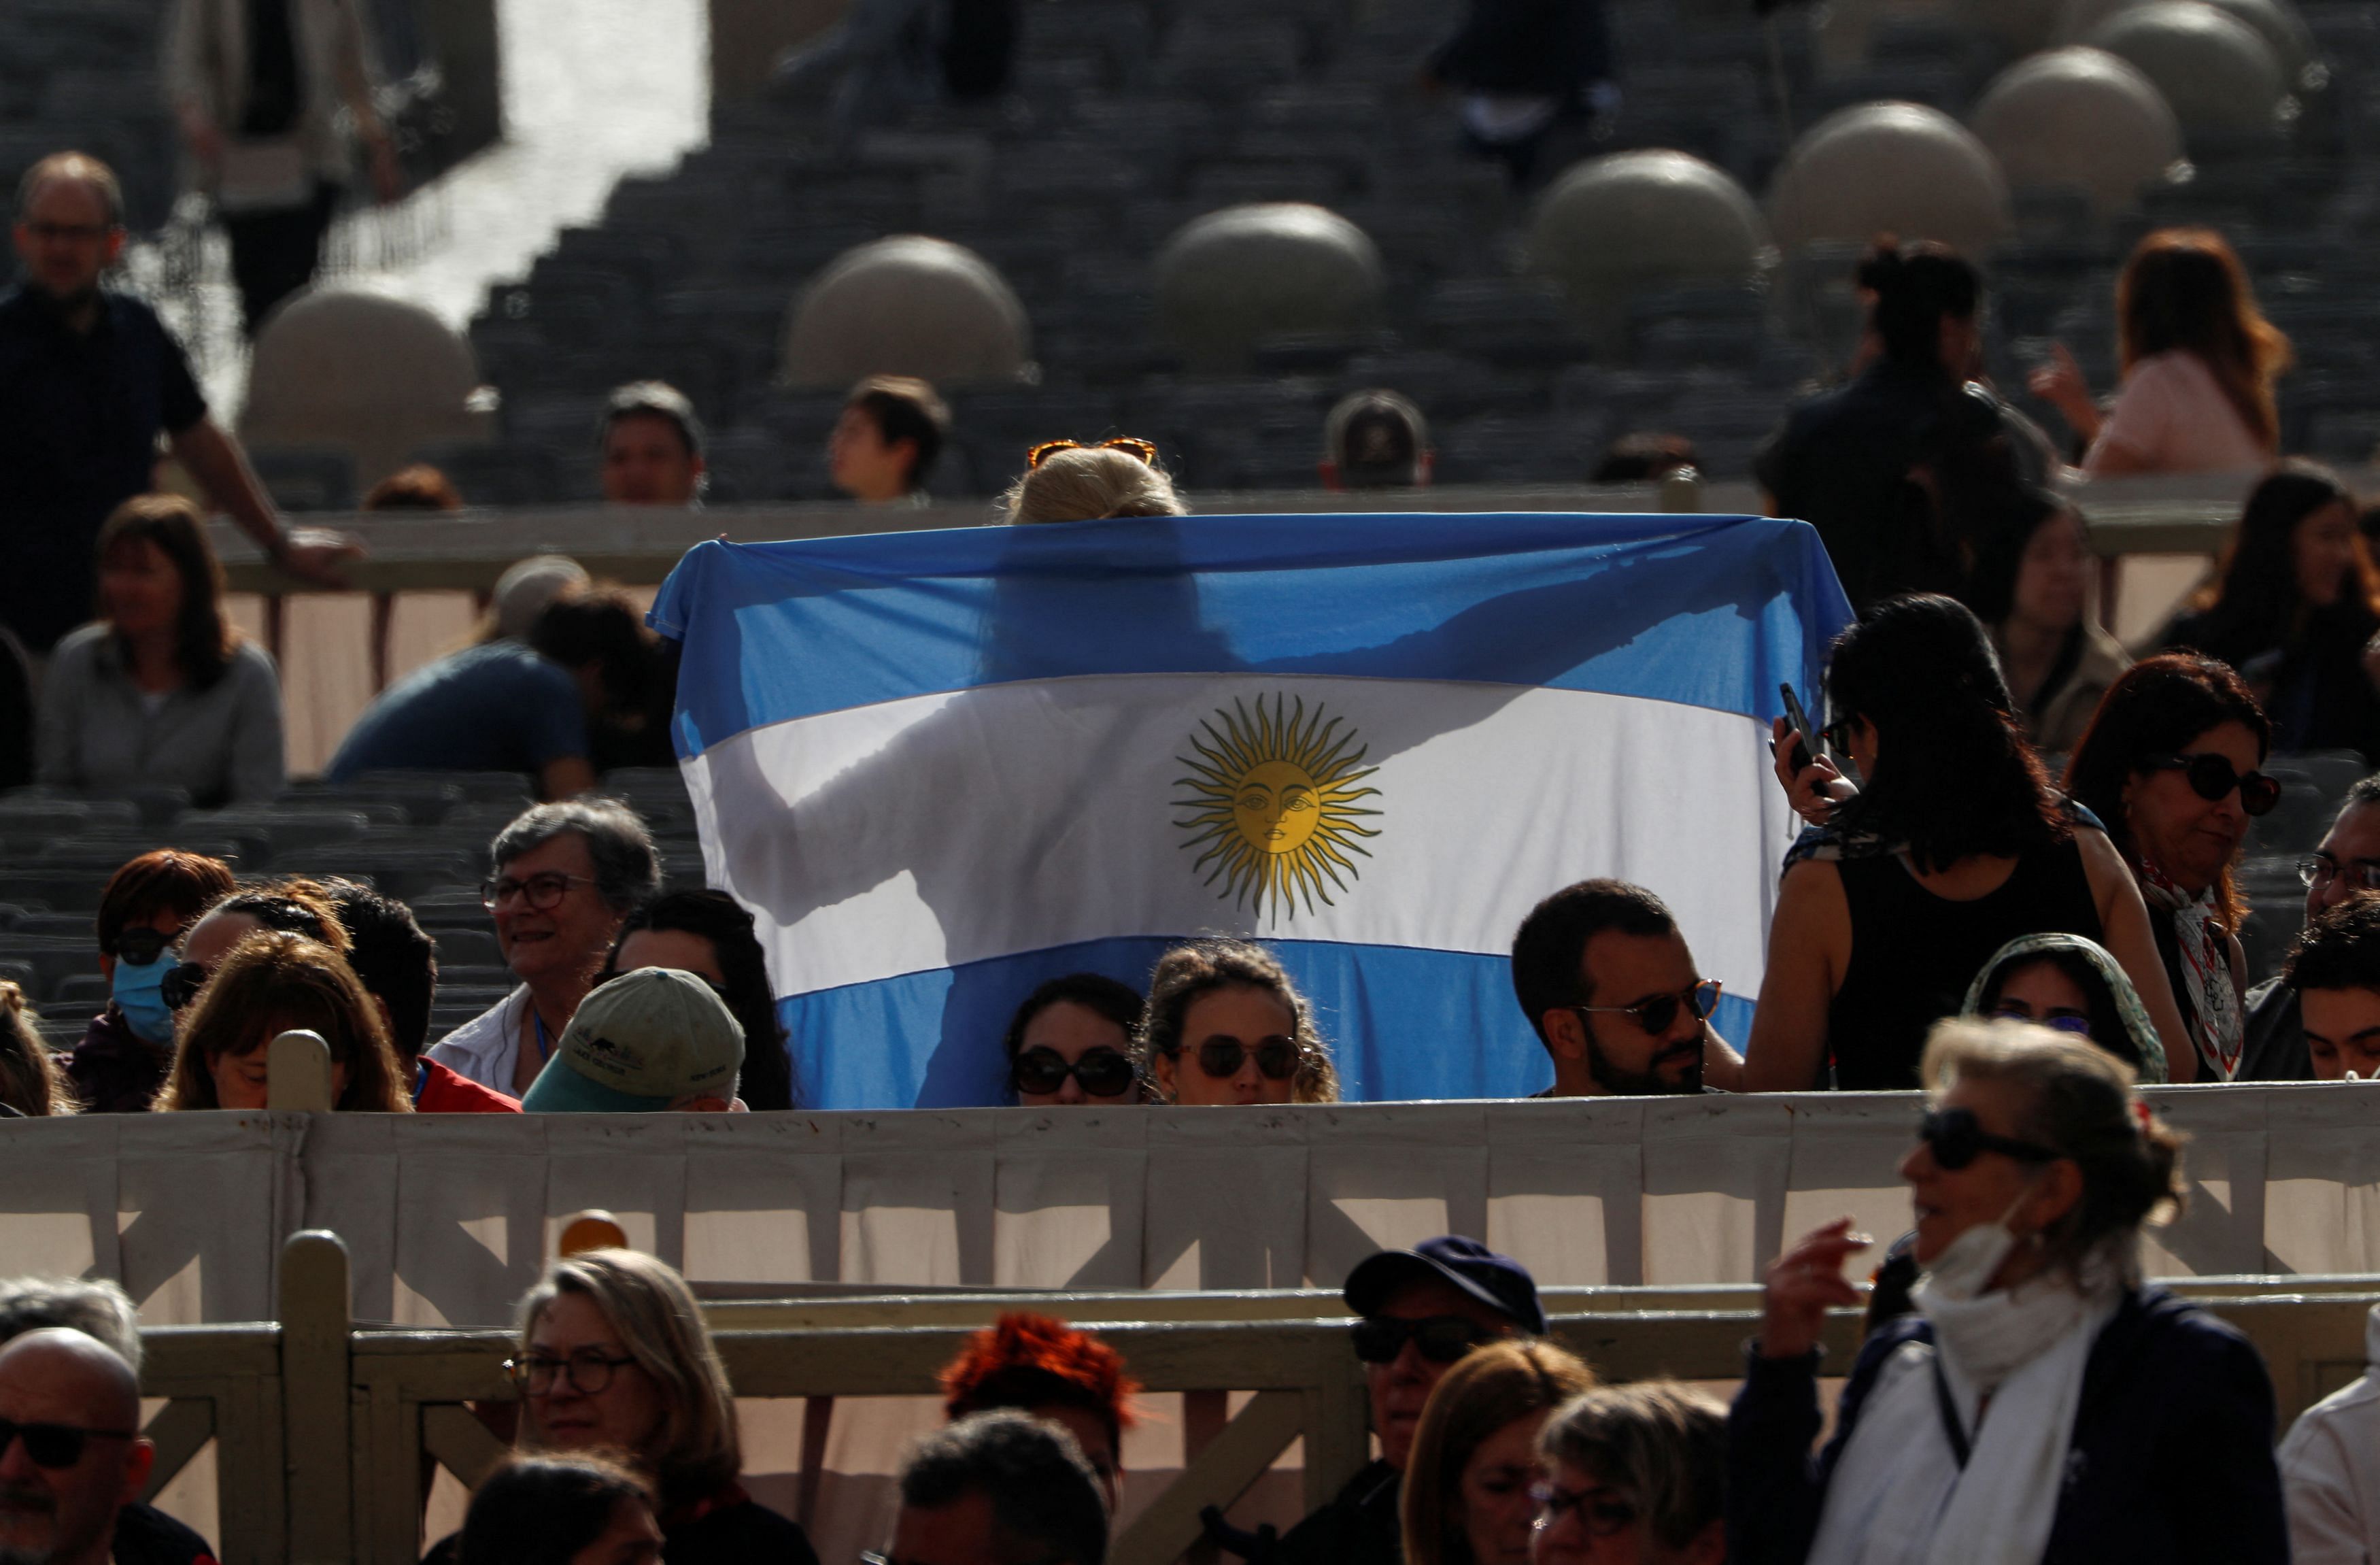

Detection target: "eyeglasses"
[1025, 437, 1159, 469]
[1989, 1007, 2093, 1037]
[503, 1349, 641, 1397]
[481, 872, 596, 913]
[1530, 1481, 1640, 1537]
[2300, 854, 2380, 893]
[1349, 1315, 1494, 1365]
[110, 927, 172, 964]
[1011, 1046, 1137, 1098]
[1917, 1106, 2061, 1171]
[1180, 1034, 1301, 1081]
[2141, 753, 2281, 817]
[160, 960, 211, 1011]
[1574, 980, 1722, 1037]
[0, 1417, 139, 1468]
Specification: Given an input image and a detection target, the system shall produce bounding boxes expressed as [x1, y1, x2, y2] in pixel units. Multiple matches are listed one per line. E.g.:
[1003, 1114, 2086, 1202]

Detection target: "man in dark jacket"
[1425, 0, 1614, 183]
[1264, 1237, 1544, 1565]
[2241, 775, 2380, 1079]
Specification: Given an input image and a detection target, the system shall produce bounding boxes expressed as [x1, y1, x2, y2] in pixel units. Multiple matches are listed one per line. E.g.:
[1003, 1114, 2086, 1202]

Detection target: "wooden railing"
[131, 1228, 2380, 1565]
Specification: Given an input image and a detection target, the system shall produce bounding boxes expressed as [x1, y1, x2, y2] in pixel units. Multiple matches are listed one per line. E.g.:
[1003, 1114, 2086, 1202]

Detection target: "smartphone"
[1779, 682, 1818, 773]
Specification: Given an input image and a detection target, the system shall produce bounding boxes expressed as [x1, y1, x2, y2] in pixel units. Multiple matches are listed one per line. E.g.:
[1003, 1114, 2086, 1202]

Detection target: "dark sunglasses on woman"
[1011, 1047, 1136, 1097]
[1917, 1106, 2060, 1171]
[109, 927, 173, 965]
[1349, 1313, 1494, 1365]
[2142, 752, 2281, 816]
[1185, 1034, 1300, 1080]
[160, 960, 211, 1011]
[1573, 979, 1722, 1037]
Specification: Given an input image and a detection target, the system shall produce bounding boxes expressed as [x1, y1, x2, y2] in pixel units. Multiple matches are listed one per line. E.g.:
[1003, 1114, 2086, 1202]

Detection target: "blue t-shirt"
[327, 641, 587, 780]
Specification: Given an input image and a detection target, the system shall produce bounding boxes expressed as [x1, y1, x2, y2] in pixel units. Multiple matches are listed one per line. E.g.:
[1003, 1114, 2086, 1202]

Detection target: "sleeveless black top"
[1825, 836, 2103, 1090]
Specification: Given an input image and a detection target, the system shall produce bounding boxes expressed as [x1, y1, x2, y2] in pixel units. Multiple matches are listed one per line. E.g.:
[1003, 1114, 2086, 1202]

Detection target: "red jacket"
[412, 1057, 521, 1113]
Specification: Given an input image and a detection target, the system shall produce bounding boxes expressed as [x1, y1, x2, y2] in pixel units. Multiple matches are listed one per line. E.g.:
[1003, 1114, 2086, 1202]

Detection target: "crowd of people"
[14, 1020, 2380, 1563]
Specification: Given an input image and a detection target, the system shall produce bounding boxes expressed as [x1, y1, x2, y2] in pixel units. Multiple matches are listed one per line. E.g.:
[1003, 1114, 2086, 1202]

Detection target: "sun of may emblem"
[1173, 694, 1384, 920]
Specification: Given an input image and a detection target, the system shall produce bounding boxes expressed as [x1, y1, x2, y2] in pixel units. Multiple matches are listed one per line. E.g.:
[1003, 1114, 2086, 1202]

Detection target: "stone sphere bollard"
[1969, 47, 2184, 220]
[2084, 1, 2285, 138]
[1526, 150, 1771, 348]
[781, 235, 1032, 388]
[1153, 203, 1385, 371]
[2060, 0, 2312, 82]
[1767, 101, 2014, 263]
[239, 288, 489, 489]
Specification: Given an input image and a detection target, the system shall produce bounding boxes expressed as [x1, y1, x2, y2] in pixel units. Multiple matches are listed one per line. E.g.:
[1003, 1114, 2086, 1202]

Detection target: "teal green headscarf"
[1961, 932, 2170, 1084]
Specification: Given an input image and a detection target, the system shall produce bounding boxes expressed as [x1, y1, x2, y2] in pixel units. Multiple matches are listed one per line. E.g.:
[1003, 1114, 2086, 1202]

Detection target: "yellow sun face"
[1176, 694, 1382, 920]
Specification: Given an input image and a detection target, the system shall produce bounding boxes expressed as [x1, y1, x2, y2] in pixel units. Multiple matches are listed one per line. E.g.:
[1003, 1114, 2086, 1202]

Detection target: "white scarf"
[1807, 1223, 2120, 1565]
[2137, 859, 2241, 1079]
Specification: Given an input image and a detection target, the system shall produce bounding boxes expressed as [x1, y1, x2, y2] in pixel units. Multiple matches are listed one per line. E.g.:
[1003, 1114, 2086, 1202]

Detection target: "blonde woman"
[1401, 1341, 1595, 1565]
[1003, 439, 1187, 524]
[1137, 939, 1340, 1105]
[503, 1249, 820, 1565]
[154, 930, 410, 1112]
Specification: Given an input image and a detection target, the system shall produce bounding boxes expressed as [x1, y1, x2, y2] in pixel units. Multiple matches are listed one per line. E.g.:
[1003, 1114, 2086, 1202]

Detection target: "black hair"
[526, 590, 653, 713]
[899, 1410, 1109, 1565]
[1826, 594, 2067, 873]
[2287, 896, 2380, 994]
[324, 881, 437, 1059]
[1509, 880, 1679, 1046]
[1858, 239, 1980, 369]
[1001, 973, 1144, 1064]
[458, 1455, 651, 1565]
[598, 888, 796, 1111]
[847, 376, 950, 490]
[2178, 460, 2377, 667]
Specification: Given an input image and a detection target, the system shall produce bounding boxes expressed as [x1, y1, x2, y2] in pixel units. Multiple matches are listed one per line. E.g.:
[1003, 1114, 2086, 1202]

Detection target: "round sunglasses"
[1918, 1106, 2060, 1171]
[2141, 752, 2281, 817]
[1011, 1046, 1136, 1098]
[1178, 1033, 1300, 1081]
[1350, 1314, 1493, 1365]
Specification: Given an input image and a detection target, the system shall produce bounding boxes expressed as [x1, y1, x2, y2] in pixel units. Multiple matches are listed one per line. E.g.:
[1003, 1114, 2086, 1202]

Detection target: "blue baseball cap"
[1342, 1234, 1546, 1335]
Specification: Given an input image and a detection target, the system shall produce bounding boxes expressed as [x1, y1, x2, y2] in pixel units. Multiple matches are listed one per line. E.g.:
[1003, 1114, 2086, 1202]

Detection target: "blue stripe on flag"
[653, 512, 1852, 760]
[779, 935, 1759, 1109]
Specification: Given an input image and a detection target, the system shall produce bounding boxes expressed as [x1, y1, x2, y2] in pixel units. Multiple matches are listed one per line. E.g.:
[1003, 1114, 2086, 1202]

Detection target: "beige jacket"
[163, 0, 381, 191]
[2028, 621, 2135, 758]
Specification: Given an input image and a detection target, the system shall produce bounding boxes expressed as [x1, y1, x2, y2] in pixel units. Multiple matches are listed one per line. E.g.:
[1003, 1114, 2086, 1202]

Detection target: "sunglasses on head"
[1182, 1034, 1300, 1081]
[110, 927, 172, 965]
[1350, 1314, 1493, 1365]
[1026, 437, 1159, 470]
[2143, 752, 2281, 816]
[0, 1416, 139, 1468]
[1918, 1106, 2061, 1171]
[1574, 979, 1722, 1037]
[1011, 1046, 1137, 1098]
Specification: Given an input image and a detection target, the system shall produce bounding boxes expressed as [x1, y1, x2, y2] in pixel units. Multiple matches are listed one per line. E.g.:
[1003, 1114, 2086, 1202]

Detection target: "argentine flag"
[650, 513, 1853, 1109]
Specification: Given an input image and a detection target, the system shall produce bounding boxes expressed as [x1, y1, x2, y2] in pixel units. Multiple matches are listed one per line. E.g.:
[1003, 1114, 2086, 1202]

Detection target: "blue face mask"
[112, 954, 177, 1045]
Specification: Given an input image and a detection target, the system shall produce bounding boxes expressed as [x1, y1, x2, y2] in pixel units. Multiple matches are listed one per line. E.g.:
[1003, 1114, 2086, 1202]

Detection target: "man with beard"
[1510, 878, 1742, 1095]
[0, 1328, 211, 1565]
[0, 152, 355, 655]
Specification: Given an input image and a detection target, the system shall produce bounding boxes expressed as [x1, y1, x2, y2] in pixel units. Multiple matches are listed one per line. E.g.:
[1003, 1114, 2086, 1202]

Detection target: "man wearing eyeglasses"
[1263, 1236, 1543, 1565]
[2240, 776, 2380, 1079]
[0, 1328, 199, 1565]
[0, 153, 358, 657]
[1510, 879, 1744, 1097]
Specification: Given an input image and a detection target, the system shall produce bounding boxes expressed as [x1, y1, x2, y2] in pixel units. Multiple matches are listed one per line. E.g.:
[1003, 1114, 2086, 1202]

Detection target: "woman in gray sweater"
[37, 494, 284, 806]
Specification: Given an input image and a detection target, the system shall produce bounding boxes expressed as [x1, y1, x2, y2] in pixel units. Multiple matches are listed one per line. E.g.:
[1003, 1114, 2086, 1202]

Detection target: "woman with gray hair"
[1729, 1018, 2285, 1564]
[498, 1249, 818, 1565]
[1533, 1381, 1726, 1565]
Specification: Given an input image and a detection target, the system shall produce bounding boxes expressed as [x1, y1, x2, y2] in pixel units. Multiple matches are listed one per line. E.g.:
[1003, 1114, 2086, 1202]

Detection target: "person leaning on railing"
[1728, 1017, 2286, 1565]
[1399, 1339, 1593, 1565]
[462, 1249, 820, 1565]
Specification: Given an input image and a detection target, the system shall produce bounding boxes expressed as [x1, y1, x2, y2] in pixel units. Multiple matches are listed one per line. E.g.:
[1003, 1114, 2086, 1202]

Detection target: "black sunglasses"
[1574, 979, 1722, 1037]
[160, 960, 211, 1011]
[0, 1416, 139, 1468]
[1918, 1107, 2061, 1171]
[1350, 1314, 1494, 1365]
[1012, 1046, 1136, 1098]
[2143, 752, 2281, 817]
[1185, 1034, 1300, 1081]
[110, 927, 171, 965]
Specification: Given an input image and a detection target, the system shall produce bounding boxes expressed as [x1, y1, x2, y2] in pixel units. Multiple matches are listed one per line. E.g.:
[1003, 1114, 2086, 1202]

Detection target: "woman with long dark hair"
[2065, 654, 2275, 1080]
[2164, 460, 2380, 762]
[1962, 494, 2132, 755]
[2030, 227, 2291, 476]
[35, 494, 284, 805]
[1744, 594, 2190, 1089]
[597, 889, 796, 1111]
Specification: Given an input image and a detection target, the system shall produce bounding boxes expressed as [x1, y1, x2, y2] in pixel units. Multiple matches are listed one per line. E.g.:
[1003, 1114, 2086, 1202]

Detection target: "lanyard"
[413, 1060, 428, 1103]
[532, 1005, 555, 1063]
